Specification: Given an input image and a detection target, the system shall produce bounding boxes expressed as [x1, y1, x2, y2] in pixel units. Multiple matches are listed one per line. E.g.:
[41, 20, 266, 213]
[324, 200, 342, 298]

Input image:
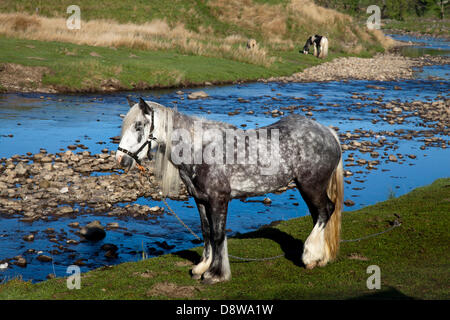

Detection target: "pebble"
[344, 200, 355, 207]
[23, 234, 35, 242]
[106, 222, 119, 229]
[388, 155, 398, 162]
[14, 256, 27, 267]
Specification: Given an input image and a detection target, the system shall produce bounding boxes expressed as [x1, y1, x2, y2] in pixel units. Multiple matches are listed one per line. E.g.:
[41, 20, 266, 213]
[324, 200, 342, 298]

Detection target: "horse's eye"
[135, 122, 142, 131]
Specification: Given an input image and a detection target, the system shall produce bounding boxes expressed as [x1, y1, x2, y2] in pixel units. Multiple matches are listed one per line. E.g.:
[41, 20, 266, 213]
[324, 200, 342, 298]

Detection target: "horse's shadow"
[233, 226, 304, 267]
[173, 225, 304, 268]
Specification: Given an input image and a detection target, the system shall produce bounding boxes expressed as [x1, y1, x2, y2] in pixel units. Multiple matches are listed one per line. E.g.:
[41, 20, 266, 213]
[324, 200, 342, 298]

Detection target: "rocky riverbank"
[264, 53, 449, 83]
[0, 148, 191, 222]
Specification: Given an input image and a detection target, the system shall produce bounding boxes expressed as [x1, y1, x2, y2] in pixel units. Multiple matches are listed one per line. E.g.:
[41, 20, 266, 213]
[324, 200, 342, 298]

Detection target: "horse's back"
[264, 114, 338, 152]
[270, 114, 340, 175]
[228, 115, 341, 198]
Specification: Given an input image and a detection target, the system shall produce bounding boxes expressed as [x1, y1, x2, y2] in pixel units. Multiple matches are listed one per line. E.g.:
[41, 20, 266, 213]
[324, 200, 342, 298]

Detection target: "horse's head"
[116, 97, 156, 170]
[301, 36, 314, 55]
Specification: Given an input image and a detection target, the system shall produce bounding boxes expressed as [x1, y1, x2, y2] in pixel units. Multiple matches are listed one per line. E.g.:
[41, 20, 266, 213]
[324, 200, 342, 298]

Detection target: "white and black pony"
[116, 98, 343, 284]
[301, 35, 329, 59]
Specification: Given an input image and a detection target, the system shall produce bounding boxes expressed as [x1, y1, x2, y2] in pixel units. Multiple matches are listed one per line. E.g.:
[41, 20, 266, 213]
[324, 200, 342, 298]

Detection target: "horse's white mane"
[151, 103, 181, 197]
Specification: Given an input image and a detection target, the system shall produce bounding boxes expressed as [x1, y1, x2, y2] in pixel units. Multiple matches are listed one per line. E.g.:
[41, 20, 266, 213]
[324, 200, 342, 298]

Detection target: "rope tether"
[160, 190, 402, 262]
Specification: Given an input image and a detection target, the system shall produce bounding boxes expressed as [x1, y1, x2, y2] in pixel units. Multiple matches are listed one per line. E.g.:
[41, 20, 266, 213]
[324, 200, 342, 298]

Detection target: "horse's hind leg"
[202, 197, 231, 284]
[191, 200, 212, 279]
[296, 181, 335, 269]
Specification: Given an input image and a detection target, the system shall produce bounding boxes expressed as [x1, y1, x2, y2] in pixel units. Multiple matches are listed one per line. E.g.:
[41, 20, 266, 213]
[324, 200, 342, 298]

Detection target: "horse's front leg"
[191, 200, 212, 280]
[202, 197, 231, 284]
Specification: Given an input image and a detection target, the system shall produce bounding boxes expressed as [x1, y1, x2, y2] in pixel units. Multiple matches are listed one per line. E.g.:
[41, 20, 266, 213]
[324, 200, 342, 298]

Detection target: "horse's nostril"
[120, 155, 133, 168]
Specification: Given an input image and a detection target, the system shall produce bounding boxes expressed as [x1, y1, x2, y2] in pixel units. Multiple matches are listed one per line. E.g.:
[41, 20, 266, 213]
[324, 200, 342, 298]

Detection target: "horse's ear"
[126, 96, 136, 108]
[139, 98, 152, 115]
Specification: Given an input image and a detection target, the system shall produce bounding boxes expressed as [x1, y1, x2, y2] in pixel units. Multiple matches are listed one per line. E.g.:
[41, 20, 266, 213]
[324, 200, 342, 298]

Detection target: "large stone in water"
[14, 256, 27, 268]
[187, 91, 208, 100]
[388, 155, 398, 162]
[101, 243, 118, 252]
[37, 255, 52, 262]
[79, 220, 106, 241]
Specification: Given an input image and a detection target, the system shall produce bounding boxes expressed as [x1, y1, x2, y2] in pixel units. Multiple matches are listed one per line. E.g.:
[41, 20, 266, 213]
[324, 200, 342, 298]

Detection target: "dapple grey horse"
[116, 98, 343, 284]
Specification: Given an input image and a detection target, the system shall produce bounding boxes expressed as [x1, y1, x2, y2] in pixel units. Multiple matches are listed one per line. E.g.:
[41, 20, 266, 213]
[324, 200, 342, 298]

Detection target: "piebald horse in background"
[302, 35, 329, 59]
[116, 98, 343, 284]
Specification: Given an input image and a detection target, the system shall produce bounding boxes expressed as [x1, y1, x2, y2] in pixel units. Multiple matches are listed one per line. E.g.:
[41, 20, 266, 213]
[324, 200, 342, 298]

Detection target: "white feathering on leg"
[302, 223, 326, 269]
[192, 243, 212, 276]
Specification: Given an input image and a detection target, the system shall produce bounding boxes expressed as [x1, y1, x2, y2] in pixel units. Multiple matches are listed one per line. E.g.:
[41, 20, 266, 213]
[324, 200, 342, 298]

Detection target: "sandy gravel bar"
[264, 54, 449, 83]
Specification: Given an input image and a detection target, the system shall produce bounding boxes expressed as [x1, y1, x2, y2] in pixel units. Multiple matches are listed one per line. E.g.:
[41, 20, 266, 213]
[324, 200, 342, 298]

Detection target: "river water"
[0, 35, 449, 282]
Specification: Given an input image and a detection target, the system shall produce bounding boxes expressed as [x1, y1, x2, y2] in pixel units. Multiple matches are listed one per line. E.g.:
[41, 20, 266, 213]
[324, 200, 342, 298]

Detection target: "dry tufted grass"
[0, 13, 276, 67]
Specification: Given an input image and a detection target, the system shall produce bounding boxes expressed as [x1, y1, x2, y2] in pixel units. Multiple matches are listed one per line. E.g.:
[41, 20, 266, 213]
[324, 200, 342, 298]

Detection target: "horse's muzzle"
[303, 50, 309, 54]
[116, 152, 133, 170]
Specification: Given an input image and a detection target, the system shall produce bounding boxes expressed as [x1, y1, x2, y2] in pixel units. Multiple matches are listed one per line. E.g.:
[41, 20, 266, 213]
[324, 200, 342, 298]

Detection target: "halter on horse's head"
[116, 98, 157, 170]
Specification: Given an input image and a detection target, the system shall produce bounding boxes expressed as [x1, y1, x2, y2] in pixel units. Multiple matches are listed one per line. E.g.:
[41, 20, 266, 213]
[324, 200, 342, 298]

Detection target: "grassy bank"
[1, 178, 449, 300]
[0, 36, 354, 93]
[0, 0, 390, 93]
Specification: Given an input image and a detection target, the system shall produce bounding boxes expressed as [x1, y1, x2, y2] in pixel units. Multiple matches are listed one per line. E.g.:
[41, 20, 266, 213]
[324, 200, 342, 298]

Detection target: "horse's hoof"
[201, 276, 224, 285]
[201, 277, 217, 285]
[201, 271, 228, 285]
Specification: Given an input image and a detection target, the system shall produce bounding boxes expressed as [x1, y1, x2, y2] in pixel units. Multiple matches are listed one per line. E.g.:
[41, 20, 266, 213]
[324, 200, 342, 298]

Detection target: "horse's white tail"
[324, 129, 343, 261]
[320, 37, 329, 59]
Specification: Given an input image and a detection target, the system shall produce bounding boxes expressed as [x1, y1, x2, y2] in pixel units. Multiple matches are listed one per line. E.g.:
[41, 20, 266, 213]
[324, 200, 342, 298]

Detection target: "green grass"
[0, 36, 357, 92]
[1, 178, 449, 300]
